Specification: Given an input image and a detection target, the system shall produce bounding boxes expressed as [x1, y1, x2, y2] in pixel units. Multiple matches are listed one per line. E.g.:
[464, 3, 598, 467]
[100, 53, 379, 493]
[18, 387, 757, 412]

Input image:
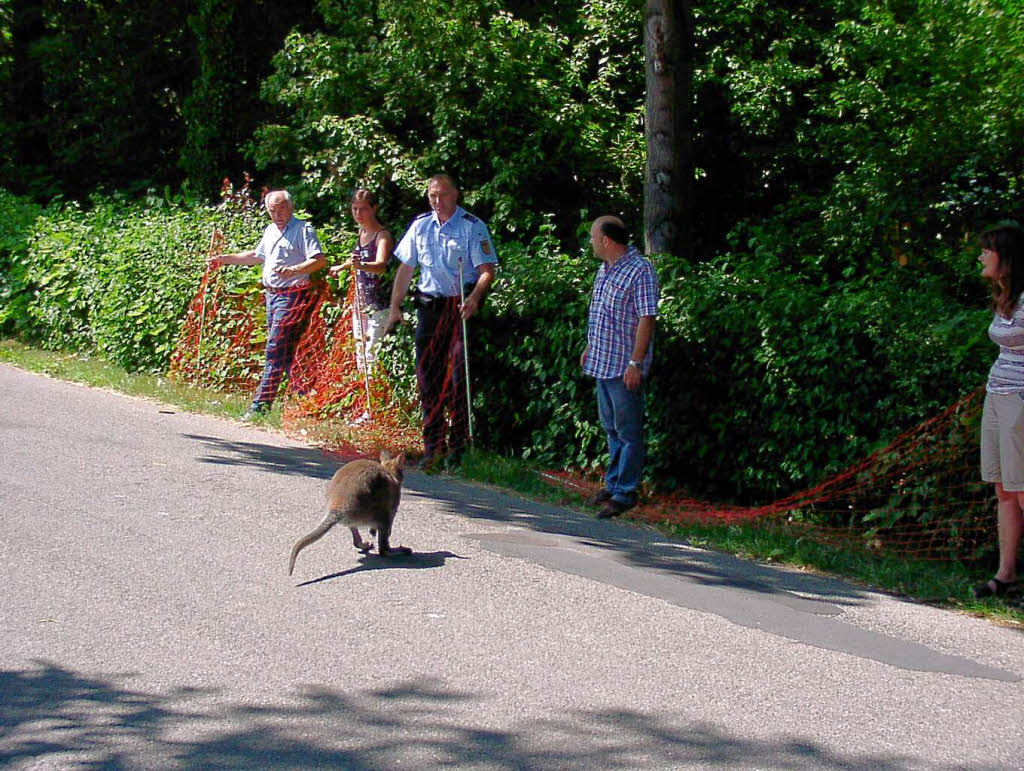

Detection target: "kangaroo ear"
[379, 449, 392, 463]
[394, 452, 406, 468]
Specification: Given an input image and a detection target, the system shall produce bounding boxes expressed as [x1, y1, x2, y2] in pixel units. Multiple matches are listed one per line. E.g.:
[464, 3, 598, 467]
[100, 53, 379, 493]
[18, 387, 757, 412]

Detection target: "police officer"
[388, 174, 498, 465]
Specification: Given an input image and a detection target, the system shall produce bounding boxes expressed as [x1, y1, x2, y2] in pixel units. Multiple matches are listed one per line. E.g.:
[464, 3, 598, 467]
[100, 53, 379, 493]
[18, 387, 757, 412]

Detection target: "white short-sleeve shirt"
[256, 217, 323, 289]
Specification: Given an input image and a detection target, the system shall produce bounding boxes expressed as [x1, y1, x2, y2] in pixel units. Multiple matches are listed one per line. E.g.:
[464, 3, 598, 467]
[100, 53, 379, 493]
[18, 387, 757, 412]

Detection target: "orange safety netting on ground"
[171, 228, 996, 562]
[544, 388, 993, 561]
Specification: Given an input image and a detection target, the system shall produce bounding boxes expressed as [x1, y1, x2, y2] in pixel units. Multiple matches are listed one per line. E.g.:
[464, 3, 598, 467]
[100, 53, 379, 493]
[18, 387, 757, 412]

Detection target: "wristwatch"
[628, 360, 642, 370]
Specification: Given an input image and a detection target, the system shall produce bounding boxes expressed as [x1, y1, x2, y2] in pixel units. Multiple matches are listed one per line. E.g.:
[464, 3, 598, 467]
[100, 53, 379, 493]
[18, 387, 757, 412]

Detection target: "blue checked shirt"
[584, 245, 660, 379]
[394, 207, 498, 297]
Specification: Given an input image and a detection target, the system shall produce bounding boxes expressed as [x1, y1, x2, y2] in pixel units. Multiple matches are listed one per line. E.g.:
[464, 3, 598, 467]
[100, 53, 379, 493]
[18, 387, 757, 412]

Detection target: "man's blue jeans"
[251, 288, 309, 411]
[596, 377, 645, 505]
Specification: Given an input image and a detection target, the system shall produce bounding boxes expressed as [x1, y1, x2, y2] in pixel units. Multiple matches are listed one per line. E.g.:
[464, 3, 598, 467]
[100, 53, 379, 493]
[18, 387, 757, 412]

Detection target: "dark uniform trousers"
[414, 292, 471, 459]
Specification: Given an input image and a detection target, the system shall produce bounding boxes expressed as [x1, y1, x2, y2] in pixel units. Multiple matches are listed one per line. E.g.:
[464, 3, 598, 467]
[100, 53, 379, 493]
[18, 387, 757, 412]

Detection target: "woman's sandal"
[974, 577, 1018, 598]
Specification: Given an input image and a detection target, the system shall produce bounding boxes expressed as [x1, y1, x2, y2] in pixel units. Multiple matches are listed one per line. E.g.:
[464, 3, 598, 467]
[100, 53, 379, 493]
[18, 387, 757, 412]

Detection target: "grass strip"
[0, 338, 276, 425]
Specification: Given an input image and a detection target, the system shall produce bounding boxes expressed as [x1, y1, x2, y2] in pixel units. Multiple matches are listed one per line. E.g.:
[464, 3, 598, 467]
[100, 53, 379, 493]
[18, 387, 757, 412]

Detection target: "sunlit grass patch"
[0, 338, 259, 422]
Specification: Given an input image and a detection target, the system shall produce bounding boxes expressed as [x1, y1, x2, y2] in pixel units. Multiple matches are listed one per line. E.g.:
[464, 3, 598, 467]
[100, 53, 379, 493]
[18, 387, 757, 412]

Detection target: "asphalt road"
[1, 363, 1023, 769]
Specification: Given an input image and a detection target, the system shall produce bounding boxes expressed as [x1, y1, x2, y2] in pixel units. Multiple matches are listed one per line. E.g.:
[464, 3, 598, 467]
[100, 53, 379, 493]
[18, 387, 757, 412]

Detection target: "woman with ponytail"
[330, 189, 393, 372]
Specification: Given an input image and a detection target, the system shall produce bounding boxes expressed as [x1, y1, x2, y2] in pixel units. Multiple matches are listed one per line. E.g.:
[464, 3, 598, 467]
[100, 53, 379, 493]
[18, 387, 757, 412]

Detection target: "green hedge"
[0, 188, 994, 503]
[645, 258, 990, 500]
[3, 194, 271, 372]
[475, 226, 992, 502]
[0, 190, 43, 334]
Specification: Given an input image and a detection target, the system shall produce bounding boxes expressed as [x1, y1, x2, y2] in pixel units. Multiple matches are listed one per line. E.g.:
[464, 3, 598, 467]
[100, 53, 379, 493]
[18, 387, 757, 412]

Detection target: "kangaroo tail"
[288, 515, 337, 576]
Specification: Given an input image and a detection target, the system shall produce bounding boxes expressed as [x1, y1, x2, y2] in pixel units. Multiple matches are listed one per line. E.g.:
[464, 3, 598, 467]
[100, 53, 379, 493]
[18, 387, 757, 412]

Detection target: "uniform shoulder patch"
[481, 240, 491, 255]
[462, 212, 479, 223]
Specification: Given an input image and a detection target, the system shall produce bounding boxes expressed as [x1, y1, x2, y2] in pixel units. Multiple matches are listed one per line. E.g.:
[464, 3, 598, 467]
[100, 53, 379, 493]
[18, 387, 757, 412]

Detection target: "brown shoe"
[597, 499, 634, 519]
[588, 489, 613, 506]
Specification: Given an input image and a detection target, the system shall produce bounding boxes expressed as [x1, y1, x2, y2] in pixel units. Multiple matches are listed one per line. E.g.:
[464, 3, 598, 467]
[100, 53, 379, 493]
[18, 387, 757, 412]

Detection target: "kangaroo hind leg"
[378, 525, 411, 557]
[350, 527, 373, 554]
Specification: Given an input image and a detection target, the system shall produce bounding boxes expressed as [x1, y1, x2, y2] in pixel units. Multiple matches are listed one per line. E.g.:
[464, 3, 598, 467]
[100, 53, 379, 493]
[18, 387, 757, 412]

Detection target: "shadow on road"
[0, 661, 920, 769]
[296, 550, 467, 587]
[407, 471, 866, 602]
[181, 432, 852, 602]
[179, 432, 875, 604]
[404, 477, 1020, 681]
[177, 431, 1021, 682]
[182, 433, 354, 481]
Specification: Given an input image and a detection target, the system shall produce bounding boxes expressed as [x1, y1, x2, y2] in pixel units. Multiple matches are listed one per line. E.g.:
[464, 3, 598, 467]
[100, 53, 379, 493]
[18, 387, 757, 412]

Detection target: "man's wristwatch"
[628, 360, 642, 370]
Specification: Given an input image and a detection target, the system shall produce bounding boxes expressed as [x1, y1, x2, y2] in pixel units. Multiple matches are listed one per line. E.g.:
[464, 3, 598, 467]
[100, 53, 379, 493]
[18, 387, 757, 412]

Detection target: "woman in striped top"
[978, 222, 1024, 598]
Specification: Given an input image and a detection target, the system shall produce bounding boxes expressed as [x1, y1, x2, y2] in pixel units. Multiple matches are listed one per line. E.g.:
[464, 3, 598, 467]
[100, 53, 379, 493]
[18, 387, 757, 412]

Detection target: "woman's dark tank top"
[353, 230, 389, 311]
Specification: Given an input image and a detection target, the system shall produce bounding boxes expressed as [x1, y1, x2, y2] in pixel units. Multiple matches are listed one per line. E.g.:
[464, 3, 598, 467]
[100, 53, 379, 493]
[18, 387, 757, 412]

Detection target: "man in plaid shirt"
[580, 216, 660, 518]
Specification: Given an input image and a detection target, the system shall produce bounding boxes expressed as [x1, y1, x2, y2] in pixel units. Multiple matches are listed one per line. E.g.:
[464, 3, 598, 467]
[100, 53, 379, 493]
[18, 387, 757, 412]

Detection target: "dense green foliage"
[0, 188, 999, 502]
[1, 0, 312, 198]
[1, 193, 266, 371]
[472, 230, 992, 500]
[2, 1, 1023, 505]
[0, 190, 42, 334]
[250, 0, 646, 235]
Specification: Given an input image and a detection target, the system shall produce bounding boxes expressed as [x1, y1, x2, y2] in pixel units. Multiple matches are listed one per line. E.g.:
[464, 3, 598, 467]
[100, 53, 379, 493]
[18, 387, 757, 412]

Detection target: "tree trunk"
[644, 0, 693, 259]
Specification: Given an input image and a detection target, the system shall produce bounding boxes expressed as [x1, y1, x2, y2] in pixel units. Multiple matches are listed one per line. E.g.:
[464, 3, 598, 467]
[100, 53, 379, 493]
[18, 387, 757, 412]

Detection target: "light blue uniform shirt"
[394, 207, 498, 297]
[255, 217, 323, 289]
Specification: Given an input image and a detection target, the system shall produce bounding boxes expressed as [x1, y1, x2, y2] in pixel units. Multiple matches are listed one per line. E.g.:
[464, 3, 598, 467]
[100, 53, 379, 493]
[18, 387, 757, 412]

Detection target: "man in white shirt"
[209, 190, 325, 419]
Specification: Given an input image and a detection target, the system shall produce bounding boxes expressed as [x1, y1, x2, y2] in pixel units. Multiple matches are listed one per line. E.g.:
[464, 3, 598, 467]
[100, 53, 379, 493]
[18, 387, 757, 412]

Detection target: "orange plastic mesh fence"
[409, 295, 473, 460]
[543, 388, 993, 561]
[171, 228, 995, 561]
[170, 229, 457, 459]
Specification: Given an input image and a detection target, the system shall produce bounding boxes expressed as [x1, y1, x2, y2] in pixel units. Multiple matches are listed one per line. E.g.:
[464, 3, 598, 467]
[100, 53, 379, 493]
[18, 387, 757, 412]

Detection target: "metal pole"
[352, 258, 373, 420]
[457, 257, 474, 446]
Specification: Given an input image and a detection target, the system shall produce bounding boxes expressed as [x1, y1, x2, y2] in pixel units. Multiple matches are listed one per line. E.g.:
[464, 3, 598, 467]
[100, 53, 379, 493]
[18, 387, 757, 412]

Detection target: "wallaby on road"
[288, 450, 411, 575]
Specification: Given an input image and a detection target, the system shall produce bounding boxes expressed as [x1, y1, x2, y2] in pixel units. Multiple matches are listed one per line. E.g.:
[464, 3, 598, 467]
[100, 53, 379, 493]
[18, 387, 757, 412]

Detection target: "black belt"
[412, 285, 476, 308]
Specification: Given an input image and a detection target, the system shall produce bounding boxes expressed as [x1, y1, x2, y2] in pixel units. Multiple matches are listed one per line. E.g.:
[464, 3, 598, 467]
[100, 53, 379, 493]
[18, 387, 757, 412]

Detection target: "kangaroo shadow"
[296, 550, 466, 587]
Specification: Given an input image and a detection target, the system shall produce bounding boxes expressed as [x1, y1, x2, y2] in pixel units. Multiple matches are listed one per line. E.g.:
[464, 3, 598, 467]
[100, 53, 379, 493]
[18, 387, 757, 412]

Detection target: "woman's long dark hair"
[351, 188, 377, 207]
[981, 223, 1024, 318]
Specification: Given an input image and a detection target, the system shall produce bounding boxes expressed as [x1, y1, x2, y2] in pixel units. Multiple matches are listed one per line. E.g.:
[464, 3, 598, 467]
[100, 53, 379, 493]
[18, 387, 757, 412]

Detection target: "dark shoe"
[240, 406, 268, 422]
[597, 499, 634, 519]
[974, 577, 1018, 598]
[588, 489, 613, 506]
